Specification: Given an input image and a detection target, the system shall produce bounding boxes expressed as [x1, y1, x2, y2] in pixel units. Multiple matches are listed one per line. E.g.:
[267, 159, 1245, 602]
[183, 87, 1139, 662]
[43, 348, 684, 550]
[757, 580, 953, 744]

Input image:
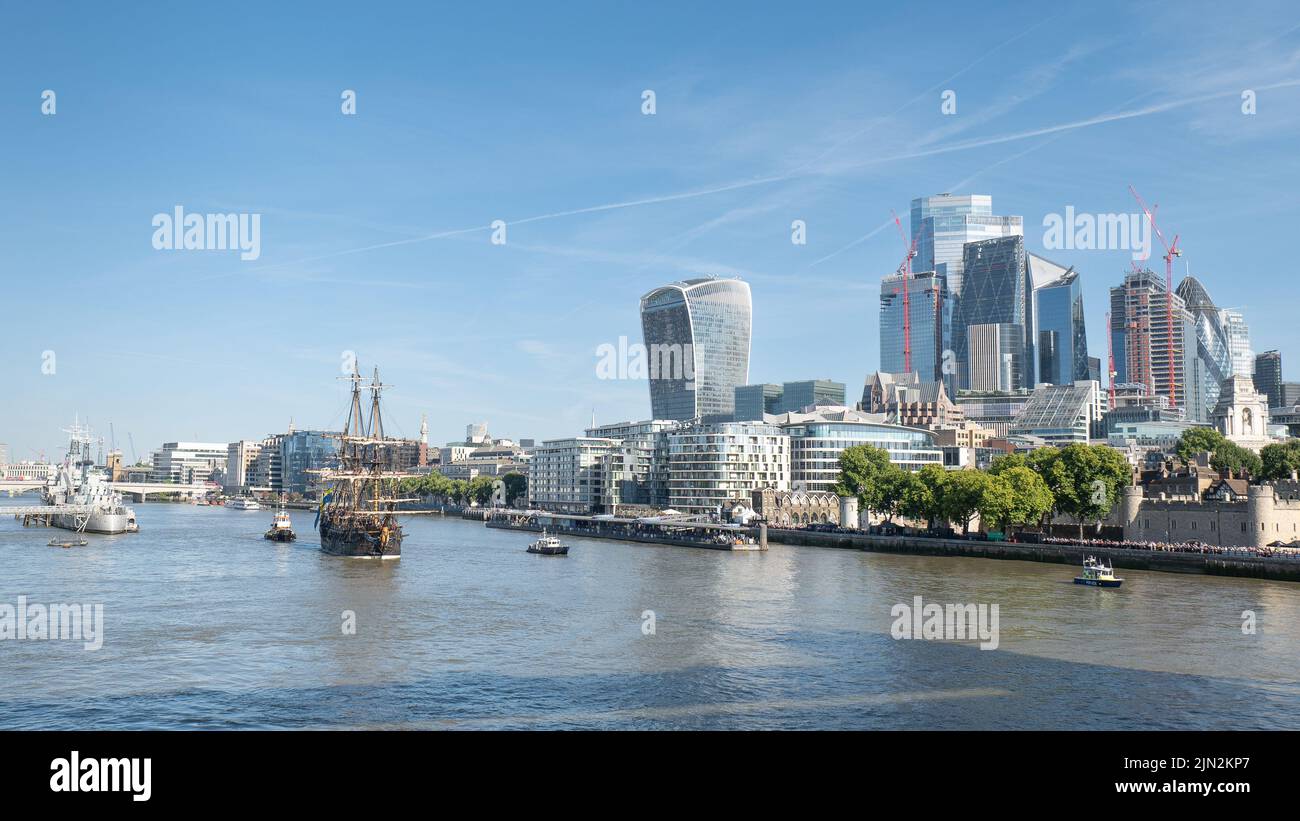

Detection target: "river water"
[2, 502, 1297, 729]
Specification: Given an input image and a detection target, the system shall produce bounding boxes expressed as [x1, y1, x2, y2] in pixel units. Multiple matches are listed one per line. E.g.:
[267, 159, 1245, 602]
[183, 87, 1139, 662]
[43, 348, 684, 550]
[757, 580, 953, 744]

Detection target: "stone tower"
[1212, 375, 1271, 452]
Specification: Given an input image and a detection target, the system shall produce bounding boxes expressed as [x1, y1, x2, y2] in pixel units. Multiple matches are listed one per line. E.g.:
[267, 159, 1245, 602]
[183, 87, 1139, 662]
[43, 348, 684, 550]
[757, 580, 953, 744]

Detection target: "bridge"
[0, 480, 214, 502]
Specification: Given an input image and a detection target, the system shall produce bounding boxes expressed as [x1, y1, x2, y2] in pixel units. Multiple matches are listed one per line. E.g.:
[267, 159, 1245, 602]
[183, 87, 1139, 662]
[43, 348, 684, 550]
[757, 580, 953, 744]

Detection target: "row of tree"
[1178, 426, 1300, 481]
[396, 472, 527, 507]
[833, 442, 1132, 537]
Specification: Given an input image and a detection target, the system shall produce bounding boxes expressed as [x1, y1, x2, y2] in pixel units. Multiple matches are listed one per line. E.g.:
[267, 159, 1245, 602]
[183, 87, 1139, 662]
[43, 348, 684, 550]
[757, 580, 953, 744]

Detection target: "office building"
[151, 442, 227, 485]
[1223, 310, 1253, 379]
[1110, 268, 1201, 420]
[879, 269, 945, 380]
[910, 193, 1023, 300]
[775, 406, 942, 492]
[1254, 350, 1283, 409]
[1010, 380, 1107, 445]
[280, 430, 339, 496]
[734, 384, 783, 421]
[955, 389, 1033, 438]
[640, 277, 752, 421]
[1031, 260, 1089, 386]
[666, 421, 788, 515]
[966, 322, 1023, 392]
[953, 235, 1028, 390]
[225, 440, 262, 493]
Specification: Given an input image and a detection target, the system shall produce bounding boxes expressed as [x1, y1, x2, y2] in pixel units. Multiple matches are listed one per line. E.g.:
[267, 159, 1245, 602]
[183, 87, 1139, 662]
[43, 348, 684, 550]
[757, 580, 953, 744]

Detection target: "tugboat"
[317, 364, 413, 559]
[526, 530, 569, 556]
[264, 510, 296, 542]
[1074, 556, 1123, 588]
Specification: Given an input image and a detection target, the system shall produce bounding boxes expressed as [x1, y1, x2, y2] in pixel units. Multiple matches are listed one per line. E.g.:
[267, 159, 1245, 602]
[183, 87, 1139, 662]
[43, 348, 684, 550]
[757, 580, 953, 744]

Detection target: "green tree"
[1028, 443, 1131, 539]
[1260, 441, 1300, 481]
[941, 470, 990, 536]
[1211, 440, 1262, 477]
[469, 475, 496, 506]
[1176, 427, 1226, 462]
[502, 472, 528, 507]
[833, 444, 896, 518]
[980, 466, 1054, 533]
[899, 465, 944, 527]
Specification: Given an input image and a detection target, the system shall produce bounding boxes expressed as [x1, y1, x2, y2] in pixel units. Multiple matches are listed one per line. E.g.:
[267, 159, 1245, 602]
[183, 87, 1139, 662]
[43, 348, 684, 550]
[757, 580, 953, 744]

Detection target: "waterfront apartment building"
[639, 277, 752, 421]
[248, 435, 283, 492]
[1254, 350, 1283, 409]
[775, 406, 942, 492]
[665, 422, 789, 515]
[151, 442, 227, 485]
[528, 437, 619, 514]
[584, 419, 680, 512]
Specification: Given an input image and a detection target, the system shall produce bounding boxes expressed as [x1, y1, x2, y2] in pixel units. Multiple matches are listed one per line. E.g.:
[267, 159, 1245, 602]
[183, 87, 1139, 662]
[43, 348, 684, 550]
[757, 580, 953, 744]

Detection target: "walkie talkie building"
[639, 277, 752, 421]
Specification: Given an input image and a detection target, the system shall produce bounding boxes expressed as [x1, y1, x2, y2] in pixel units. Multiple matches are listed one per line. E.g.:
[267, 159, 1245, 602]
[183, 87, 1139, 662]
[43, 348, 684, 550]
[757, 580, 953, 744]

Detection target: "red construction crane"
[1128, 185, 1182, 410]
[1105, 310, 1116, 407]
[891, 210, 919, 375]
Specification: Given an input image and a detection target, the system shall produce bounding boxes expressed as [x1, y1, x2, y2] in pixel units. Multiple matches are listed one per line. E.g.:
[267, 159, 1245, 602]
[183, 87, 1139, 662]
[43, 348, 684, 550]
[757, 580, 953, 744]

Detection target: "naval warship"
[42, 421, 138, 535]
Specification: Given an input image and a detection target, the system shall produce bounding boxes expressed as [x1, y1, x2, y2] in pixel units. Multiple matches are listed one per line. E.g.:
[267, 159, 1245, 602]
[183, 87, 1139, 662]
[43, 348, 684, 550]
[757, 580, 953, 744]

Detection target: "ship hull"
[50, 511, 131, 535]
[319, 524, 402, 558]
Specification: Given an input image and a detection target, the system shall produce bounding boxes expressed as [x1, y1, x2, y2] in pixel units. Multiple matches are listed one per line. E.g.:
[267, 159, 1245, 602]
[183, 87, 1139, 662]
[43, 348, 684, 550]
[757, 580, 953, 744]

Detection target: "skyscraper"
[640, 277, 752, 421]
[1176, 276, 1232, 422]
[1030, 258, 1089, 387]
[1254, 350, 1283, 409]
[1223, 309, 1254, 378]
[1110, 268, 1200, 420]
[953, 235, 1028, 391]
[878, 270, 944, 380]
[910, 194, 1023, 392]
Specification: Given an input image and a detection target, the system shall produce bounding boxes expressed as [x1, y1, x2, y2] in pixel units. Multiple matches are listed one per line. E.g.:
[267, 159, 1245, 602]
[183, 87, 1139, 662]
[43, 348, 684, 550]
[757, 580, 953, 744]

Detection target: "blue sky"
[3, 0, 1300, 460]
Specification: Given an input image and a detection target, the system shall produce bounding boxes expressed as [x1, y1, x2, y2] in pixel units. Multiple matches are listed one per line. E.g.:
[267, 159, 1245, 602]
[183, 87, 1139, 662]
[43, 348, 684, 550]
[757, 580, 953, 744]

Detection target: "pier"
[486, 512, 766, 551]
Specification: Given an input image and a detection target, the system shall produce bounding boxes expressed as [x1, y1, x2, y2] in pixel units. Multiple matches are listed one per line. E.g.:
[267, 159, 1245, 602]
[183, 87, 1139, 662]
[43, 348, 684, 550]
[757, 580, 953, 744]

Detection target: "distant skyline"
[3, 1, 1300, 459]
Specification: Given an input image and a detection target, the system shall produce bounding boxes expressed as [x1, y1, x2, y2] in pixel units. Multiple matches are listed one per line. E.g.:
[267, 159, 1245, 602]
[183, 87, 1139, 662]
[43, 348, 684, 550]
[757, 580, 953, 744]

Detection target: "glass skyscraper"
[640, 277, 752, 421]
[1032, 262, 1089, 387]
[878, 270, 944, 380]
[953, 235, 1028, 391]
[909, 193, 1022, 390]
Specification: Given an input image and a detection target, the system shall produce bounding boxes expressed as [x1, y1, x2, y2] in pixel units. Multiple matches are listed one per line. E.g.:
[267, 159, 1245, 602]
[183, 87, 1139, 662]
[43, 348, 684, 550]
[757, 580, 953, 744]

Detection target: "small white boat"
[1074, 556, 1123, 588]
[527, 530, 569, 556]
[226, 497, 261, 511]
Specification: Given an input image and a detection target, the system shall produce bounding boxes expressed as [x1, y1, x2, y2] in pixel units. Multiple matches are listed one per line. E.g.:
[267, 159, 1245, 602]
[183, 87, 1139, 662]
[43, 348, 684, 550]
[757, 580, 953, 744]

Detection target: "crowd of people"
[1036, 534, 1300, 559]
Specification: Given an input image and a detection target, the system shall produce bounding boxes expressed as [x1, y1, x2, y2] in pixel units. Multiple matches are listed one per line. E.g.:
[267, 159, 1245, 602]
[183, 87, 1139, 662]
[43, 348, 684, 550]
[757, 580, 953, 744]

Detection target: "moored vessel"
[1074, 556, 1123, 588]
[41, 420, 138, 535]
[226, 497, 261, 510]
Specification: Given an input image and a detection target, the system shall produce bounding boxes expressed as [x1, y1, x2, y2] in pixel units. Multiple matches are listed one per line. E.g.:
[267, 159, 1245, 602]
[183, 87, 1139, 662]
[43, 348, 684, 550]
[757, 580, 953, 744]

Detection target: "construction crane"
[1106, 310, 1117, 407]
[127, 432, 139, 465]
[890, 210, 919, 375]
[1129, 185, 1182, 410]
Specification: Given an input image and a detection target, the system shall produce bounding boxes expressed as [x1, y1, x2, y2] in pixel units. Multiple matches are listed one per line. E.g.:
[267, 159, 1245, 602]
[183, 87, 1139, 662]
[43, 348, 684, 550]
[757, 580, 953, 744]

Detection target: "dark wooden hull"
[319, 522, 402, 558]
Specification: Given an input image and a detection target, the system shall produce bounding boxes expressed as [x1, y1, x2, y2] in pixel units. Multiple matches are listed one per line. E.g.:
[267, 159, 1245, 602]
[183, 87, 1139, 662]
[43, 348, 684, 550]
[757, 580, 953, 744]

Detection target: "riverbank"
[766, 528, 1300, 582]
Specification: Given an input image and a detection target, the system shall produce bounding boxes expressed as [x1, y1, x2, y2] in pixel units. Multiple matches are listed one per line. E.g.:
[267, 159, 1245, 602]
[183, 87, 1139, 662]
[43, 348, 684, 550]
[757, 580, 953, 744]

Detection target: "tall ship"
[317, 365, 413, 558]
[42, 420, 138, 535]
